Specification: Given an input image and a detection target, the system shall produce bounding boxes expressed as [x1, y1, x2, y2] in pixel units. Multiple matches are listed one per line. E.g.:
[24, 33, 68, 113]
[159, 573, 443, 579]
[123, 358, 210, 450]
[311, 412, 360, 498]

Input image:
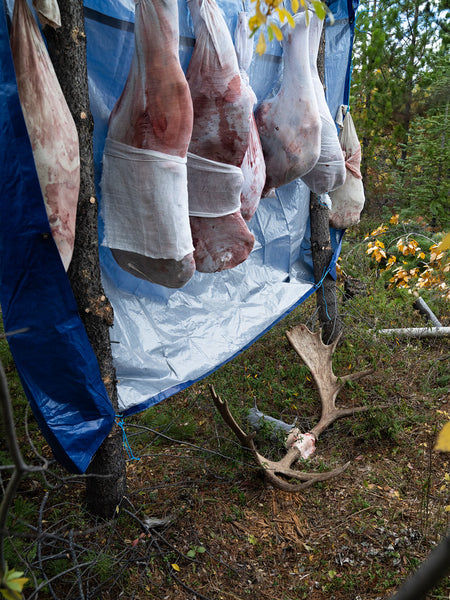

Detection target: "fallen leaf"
[435, 422, 450, 452]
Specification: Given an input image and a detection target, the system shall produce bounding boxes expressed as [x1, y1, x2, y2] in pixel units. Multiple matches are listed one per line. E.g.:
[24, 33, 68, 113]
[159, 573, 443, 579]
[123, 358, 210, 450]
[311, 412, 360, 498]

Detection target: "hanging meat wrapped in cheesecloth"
[186, 0, 255, 273]
[234, 12, 266, 221]
[329, 105, 366, 228]
[10, 0, 80, 271]
[300, 11, 346, 194]
[101, 0, 195, 288]
[255, 10, 321, 197]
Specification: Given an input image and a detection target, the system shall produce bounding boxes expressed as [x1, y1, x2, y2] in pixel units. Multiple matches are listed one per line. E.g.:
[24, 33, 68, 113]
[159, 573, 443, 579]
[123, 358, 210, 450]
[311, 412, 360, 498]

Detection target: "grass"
[0, 212, 449, 599]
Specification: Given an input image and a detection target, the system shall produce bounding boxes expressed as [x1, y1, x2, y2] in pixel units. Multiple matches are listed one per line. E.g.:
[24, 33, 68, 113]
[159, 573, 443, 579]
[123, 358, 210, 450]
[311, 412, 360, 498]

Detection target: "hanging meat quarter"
[101, 0, 195, 288]
[10, 0, 80, 271]
[186, 0, 255, 273]
[234, 11, 266, 222]
[300, 11, 346, 195]
[255, 10, 321, 196]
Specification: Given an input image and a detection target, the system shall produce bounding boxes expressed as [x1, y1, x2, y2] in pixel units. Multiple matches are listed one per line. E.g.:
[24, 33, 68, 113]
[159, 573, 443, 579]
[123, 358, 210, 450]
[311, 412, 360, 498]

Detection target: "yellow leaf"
[255, 32, 266, 55]
[435, 422, 450, 452]
[436, 232, 450, 253]
[445, 505, 450, 512]
[248, 15, 260, 32]
[0, 589, 21, 600]
[171, 563, 180, 572]
[278, 7, 295, 27]
[291, 0, 299, 13]
[270, 21, 283, 41]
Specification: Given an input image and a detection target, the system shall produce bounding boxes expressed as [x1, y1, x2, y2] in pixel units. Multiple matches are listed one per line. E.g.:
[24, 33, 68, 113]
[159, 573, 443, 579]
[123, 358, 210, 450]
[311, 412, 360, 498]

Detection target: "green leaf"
[197, 546, 206, 554]
[0, 589, 21, 600]
[4, 579, 28, 593]
[186, 550, 196, 558]
[5, 572, 25, 582]
[1, 566, 28, 600]
[312, 0, 326, 20]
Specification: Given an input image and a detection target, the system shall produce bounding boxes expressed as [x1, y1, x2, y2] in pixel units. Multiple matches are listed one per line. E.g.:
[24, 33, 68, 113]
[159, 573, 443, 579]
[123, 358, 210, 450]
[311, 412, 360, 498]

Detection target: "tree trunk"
[309, 16, 342, 345]
[399, 3, 418, 162]
[44, 0, 126, 518]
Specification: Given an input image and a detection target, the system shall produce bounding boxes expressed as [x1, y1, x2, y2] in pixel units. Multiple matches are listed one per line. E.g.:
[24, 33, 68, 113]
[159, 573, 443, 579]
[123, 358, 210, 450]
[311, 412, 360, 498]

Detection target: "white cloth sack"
[101, 138, 194, 261]
[234, 11, 265, 221]
[187, 152, 244, 217]
[33, 0, 61, 27]
[329, 105, 365, 229]
[300, 13, 346, 195]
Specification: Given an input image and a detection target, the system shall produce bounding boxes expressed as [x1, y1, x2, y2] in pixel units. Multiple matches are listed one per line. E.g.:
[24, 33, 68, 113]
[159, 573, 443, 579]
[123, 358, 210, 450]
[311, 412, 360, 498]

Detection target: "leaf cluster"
[0, 564, 28, 600]
[249, 0, 331, 54]
[364, 215, 450, 301]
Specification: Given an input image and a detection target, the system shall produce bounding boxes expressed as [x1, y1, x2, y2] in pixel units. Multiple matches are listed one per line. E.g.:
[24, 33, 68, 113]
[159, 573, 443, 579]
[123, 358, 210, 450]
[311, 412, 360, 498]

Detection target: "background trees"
[350, 0, 449, 227]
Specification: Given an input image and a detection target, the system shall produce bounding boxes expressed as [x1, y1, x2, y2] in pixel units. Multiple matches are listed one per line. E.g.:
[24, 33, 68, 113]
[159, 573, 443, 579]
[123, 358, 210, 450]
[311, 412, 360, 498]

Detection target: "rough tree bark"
[309, 18, 343, 345]
[44, 0, 126, 518]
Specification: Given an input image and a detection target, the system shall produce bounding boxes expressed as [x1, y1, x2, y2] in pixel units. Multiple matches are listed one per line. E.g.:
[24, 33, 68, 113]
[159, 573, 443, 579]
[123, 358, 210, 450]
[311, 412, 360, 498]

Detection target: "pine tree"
[351, 0, 446, 218]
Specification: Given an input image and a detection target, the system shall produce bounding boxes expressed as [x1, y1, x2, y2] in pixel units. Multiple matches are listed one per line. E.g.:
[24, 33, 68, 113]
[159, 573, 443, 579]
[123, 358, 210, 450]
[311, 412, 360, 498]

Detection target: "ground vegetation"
[1, 213, 449, 600]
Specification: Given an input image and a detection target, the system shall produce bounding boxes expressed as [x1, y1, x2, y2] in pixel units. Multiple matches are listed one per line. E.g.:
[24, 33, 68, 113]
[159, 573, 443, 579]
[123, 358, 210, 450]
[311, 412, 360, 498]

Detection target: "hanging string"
[316, 193, 332, 209]
[310, 228, 345, 326]
[115, 415, 140, 461]
[314, 264, 332, 321]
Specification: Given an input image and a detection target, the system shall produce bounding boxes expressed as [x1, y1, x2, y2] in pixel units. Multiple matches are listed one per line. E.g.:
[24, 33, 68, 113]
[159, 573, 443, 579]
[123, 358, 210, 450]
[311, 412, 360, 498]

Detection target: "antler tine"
[286, 324, 374, 439]
[209, 385, 257, 449]
[209, 384, 349, 492]
[262, 459, 351, 492]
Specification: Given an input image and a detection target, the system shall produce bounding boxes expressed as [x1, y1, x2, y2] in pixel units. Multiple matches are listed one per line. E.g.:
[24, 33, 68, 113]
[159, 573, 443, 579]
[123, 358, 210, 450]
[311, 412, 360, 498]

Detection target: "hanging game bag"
[329, 105, 365, 229]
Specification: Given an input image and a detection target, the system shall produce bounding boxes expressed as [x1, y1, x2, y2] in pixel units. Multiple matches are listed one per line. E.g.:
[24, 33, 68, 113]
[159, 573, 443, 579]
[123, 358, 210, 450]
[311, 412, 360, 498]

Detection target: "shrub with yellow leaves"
[364, 215, 450, 301]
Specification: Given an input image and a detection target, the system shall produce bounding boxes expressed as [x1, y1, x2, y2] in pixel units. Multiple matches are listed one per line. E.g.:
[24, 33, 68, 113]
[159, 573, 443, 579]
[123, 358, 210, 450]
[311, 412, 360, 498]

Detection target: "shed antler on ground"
[210, 324, 375, 491]
[286, 324, 374, 439]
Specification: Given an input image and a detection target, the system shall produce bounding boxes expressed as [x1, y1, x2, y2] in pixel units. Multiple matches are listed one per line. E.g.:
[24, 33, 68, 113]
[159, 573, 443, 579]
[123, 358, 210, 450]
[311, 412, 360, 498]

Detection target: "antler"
[209, 324, 376, 492]
[285, 324, 374, 438]
[209, 384, 350, 492]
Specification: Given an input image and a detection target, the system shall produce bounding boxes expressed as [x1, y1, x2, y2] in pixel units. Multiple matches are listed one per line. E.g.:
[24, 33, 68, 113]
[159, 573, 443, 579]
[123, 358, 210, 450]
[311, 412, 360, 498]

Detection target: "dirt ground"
[3, 298, 450, 600]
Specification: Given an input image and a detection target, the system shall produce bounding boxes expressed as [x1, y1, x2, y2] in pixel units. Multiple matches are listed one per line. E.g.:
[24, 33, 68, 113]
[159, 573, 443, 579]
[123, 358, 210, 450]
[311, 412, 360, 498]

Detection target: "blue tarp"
[0, 1, 114, 473]
[0, 0, 356, 472]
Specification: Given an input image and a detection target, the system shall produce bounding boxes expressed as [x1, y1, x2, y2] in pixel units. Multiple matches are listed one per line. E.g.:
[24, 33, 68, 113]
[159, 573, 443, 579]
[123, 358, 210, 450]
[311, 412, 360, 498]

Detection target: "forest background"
[0, 0, 449, 599]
